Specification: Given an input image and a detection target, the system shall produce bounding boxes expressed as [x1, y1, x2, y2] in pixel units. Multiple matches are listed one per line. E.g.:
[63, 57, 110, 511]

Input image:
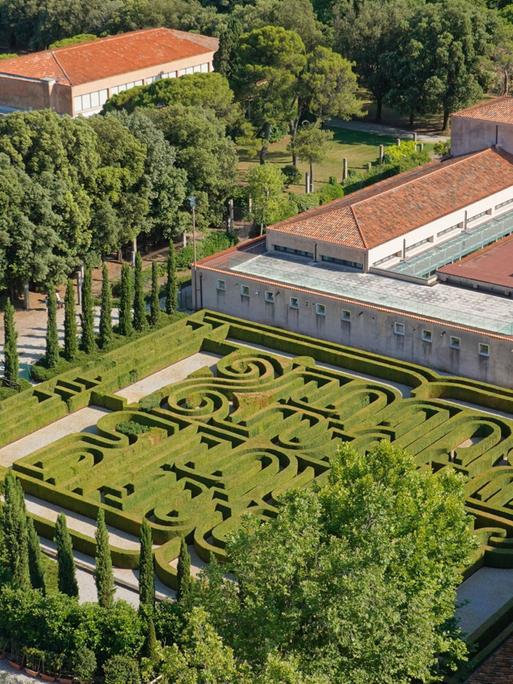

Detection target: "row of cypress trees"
[44, 242, 179, 368]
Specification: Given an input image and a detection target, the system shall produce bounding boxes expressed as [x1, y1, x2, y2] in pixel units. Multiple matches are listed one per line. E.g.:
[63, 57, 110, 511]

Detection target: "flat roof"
[453, 96, 513, 125]
[438, 233, 513, 289]
[268, 148, 513, 250]
[0, 28, 218, 87]
[200, 243, 513, 335]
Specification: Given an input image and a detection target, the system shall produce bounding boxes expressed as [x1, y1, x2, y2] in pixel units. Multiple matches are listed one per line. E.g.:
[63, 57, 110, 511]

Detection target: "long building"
[0, 28, 218, 117]
[194, 98, 513, 388]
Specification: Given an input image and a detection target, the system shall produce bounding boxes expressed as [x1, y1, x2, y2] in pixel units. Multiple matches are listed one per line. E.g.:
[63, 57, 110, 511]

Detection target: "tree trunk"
[409, 110, 415, 128]
[504, 68, 510, 96]
[442, 108, 450, 132]
[309, 161, 314, 193]
[259, 143, 268, 165]
[375, 97, 383, 122]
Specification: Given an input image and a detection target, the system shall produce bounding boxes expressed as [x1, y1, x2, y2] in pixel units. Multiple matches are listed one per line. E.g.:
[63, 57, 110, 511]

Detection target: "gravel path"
[328, 118, 449, 143]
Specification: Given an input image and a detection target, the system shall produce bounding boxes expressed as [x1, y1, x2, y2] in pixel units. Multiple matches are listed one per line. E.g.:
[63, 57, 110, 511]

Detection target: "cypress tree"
[118, 263, 133, 337]
[45, 289, 60, 368]
[55, 513, 79, 597]
[63, 279, 78, 361]
[80, 266, 95, 353]
[3, 298, 19, 384]
[138, 520, 154, 613]
[95, 508, 114, 608]
[27, 517, 46, 593]
[150, 261, 160, 327]
[133, 252, 146, 331]
[176, 537, 192, 607]
[99, 263, 113, 349]
[2, 472, 30, 589]
[145, 615, 158, 662]
[165, 242, 178, 315]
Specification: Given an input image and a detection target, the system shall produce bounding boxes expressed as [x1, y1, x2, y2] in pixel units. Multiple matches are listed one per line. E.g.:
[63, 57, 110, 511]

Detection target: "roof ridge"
[351, 148, 491, 210]
[350, 206, 367, 248]
[51, 27, 168, 54]
[49, 50, 71, 84]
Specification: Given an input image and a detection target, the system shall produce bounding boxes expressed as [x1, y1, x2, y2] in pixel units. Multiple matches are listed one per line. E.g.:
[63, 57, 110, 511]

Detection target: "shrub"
[117, 421, 151, 438]
[103, 655, 140, 684]
[319, 180, 344, 204]
[281, 164, 302, 186]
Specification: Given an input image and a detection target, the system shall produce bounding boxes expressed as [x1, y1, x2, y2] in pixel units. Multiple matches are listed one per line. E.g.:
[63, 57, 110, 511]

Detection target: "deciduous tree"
[293, 122, 334, 190]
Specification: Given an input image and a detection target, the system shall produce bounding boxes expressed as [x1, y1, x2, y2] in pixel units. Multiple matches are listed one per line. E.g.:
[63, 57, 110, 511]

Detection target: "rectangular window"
[178, 69, 186, 77]
[110, 85, 119, 95]
[289, 296, 299, 309]
[393, 322, 405, 336]
[216, 279, 226, 292]
[81, 93, 91, 110]
[437, 223, 462, 239]
[73, 95, 82, 113]
[185, 66, 194, 75]
[422, 329, 432, 343]
[90, 91, 99, 108]
[341, 310, 351, 322]
[495, 198, 513, 211]
[315, 303, 326, 316]
[468, 209, 491, 224]
[405, 236, 433, 253]
[240, 284, 250, 297]
[201, 63, 209, 73]
[479, 343, 490, 357]
[449, 336, 460, 350]
[321, 255, 363, 270]
[193, 65, 202, 73]
[274, 244, 313, 259]
[264, 291, 275, 303]
[99, 89, 108, 105]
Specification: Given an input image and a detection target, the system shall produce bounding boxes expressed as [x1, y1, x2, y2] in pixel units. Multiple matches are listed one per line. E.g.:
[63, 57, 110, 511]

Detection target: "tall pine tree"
[63, 279, 78, 361]
[3, 298, 19, 384]
[2, 472, 30, 589]
[118, 263, 133, 337]
[150, 261, 160, 327]
[45, 289, 60, 368]
[80, 267, 95, 353]
[95, 508, 114, 608]
[177, 537, 193, 608]
[99, 263, 113, 349]
[165, 242, 178, 315]
[133, 252, 146, 332]
[138, 520, 154, 614]
[55, 513, 78, 597]
[27, 517, 46, 593]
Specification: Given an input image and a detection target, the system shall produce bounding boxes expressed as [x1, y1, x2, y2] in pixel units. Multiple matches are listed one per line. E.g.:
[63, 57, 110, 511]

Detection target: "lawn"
[238, 127, 435, 193]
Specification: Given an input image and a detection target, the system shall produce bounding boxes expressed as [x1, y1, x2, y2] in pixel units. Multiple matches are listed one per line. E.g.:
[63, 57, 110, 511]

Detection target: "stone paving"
[457, 567, 513, 636]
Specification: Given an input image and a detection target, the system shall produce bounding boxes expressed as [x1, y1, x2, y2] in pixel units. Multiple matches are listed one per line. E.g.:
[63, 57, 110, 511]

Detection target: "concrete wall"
[452, 117, 513, 157]
[266, 229, 367, 269]
[194, 266, 513, 388]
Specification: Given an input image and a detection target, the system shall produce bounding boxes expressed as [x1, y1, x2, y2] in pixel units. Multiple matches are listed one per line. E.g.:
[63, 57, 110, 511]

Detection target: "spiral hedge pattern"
[7, 309, 513, 589]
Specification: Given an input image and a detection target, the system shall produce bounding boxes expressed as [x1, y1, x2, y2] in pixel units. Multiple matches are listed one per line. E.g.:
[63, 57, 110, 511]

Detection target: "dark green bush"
[103, 655, 140, 684]
[117, 420, 151, 438]
[281, 164, 302, 186]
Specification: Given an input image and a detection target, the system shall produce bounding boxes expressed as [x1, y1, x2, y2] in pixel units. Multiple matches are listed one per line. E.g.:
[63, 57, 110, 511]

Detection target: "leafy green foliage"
[165, 243, 178, 315]
[3, 298, 18, 383]
[50, 33, 98, 48]
[2, 472, 30, 589]
[150, 261, 160, 327]
[197, 441, 473, 682]
[117, 421, 151, 438]
[176, 538, 192, 608]
[81, 266, 96, 354]
[103, 654, 141, 684]
[55, 513, 78, 598]
[95, 508, 114, 608]
[63, 279, 78, 361]
[246, 164, 289, 228]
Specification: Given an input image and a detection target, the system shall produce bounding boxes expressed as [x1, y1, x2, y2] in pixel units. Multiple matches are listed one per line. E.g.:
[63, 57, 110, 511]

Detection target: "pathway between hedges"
[0, 351, 220, 467]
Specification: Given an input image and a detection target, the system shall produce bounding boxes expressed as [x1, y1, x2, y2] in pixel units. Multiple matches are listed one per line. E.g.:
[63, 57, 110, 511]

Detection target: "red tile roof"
[438, 233, 513, 289]
[269, 148, 513, 249]
[452, 96, 513, 124]
[0, 28, 218, 87]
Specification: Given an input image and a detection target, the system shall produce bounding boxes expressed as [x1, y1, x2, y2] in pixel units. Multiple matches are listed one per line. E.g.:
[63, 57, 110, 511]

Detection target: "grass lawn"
[238, 127, 435, 194]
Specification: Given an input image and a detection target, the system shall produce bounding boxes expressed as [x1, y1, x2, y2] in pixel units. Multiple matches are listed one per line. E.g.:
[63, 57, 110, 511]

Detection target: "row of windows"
[495, 197, 513, 211]
[321, 255, 363, 270]
[405, 236, 433, 253]
[468, 209, 491, 224]
[73, 89, 108, 113]
[103, 63, 211, 100]
[392, 321, 489, 356]
[274, 245, 313, 259]
[437, 222, 463, 238]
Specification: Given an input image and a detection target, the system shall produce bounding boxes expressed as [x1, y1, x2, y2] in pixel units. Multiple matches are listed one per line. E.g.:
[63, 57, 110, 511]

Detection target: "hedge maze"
[5, 310, 513, 589]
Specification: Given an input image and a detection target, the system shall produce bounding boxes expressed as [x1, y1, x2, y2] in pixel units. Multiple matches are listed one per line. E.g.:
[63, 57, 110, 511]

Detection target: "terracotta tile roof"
[269, 148, 513, 250]
[0, 28, 218, 87]
[452, 96, 513, 124]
